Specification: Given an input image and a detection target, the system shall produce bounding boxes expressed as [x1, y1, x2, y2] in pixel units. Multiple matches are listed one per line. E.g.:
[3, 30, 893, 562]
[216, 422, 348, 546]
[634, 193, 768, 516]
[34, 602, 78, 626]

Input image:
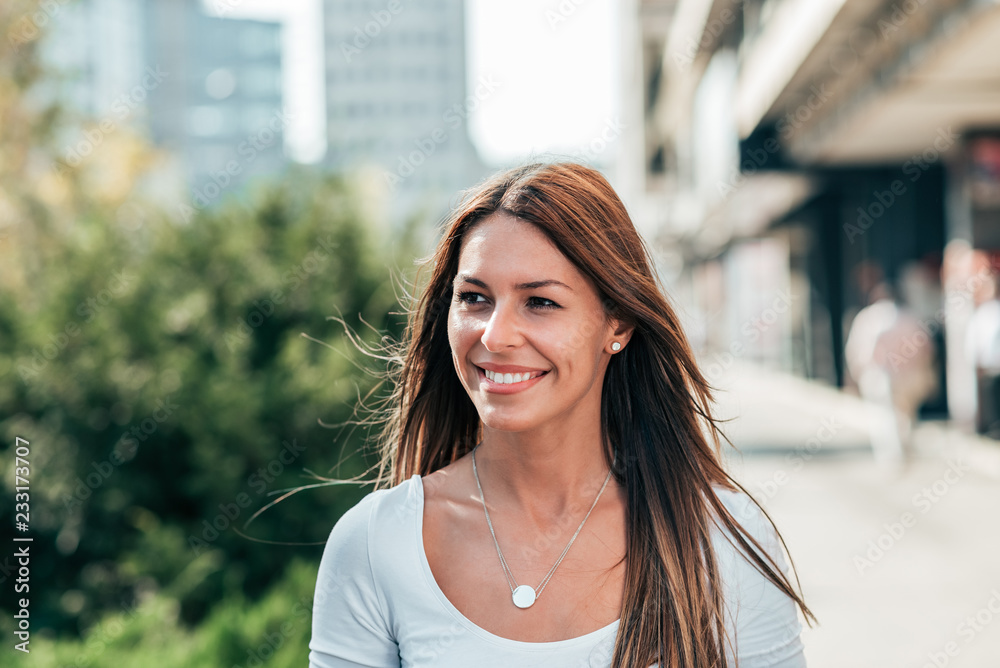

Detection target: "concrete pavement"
[705, 359, 1000, 668]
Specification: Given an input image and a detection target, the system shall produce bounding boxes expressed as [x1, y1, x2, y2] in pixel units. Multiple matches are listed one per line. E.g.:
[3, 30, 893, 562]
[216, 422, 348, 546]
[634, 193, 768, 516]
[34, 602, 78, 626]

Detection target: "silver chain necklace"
[471, 443, 616, 609]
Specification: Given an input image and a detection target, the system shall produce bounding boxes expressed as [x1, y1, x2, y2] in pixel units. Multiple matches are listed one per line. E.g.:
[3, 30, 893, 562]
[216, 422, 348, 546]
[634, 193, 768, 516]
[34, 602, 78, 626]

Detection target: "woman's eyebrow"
[454, 274, 574, 292]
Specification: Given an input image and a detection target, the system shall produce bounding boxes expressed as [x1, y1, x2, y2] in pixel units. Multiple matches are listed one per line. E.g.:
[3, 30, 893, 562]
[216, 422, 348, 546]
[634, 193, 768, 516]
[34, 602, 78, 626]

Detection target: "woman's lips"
[476, 366, 549, 394]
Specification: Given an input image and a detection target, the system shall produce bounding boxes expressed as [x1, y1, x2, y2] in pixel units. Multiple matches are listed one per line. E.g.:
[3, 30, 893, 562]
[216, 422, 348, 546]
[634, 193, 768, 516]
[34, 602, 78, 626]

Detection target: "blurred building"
[44, 0, 287, 196]
[144, 1, 286, 194]
[626, 0, 1000, 426]
[617, 0, 679, 240]
[322, 0, 488, 228]
[42, 0, 146, 116]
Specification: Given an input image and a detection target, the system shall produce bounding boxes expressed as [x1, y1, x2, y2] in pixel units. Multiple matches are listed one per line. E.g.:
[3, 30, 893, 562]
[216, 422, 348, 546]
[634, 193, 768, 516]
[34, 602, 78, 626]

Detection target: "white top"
[309, 474, 806, 667]
[967, 300, 1000, 372]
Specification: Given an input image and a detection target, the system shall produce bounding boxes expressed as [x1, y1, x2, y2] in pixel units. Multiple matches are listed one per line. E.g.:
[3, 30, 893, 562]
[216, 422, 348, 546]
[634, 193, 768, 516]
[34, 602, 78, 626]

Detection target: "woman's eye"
[528, 297, 559, 309]
[454, 291, 559, 310]
[456, 291, 485, 305]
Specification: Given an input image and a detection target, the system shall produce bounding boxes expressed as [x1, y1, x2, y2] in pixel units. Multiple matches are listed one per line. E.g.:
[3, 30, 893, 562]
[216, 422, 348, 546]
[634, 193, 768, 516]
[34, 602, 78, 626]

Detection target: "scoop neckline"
[408, 473, 621, 651]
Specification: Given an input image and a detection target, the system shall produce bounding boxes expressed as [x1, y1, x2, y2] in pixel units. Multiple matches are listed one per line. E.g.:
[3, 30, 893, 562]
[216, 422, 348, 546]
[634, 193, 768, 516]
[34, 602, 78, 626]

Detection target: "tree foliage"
[0, 1, 421, 660]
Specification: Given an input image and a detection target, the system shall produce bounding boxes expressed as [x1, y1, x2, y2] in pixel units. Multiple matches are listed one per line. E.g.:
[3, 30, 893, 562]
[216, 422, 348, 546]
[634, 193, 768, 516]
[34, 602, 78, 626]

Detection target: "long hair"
[370, 161, 816, 666]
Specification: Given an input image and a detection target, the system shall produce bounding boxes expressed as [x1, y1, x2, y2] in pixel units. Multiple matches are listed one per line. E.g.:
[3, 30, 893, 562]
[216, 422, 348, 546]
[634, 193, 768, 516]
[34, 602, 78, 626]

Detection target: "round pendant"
[512, 584, 536, 609]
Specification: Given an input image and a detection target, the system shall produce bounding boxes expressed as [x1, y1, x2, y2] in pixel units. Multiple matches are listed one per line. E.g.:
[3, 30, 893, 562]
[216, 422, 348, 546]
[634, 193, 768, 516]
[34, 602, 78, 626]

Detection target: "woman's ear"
[602, 299, 634, 348]
[616, 321, 635, 346]
[609, 317, 635, 348]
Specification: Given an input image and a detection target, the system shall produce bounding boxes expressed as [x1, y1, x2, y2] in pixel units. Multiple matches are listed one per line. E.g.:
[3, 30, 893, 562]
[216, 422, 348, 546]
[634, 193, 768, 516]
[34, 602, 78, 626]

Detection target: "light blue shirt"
[309, 474, 807, 667]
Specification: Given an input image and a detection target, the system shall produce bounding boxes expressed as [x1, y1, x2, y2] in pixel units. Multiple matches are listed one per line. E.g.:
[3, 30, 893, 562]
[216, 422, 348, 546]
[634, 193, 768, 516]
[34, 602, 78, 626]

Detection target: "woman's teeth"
[484, 369, 544, 384]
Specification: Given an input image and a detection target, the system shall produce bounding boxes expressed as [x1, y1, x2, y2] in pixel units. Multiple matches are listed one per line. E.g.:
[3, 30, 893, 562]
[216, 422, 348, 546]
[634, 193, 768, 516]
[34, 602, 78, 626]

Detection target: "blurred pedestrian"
[965, 272, 1000, 437]
[845, 281, 937, 470]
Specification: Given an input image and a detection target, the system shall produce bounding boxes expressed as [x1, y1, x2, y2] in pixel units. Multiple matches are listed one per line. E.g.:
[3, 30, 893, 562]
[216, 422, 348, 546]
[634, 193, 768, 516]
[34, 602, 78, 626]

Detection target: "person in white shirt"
[965, 274, 1000, 436]
[310, 162, 815, 667]
[844, 282, 937, 470]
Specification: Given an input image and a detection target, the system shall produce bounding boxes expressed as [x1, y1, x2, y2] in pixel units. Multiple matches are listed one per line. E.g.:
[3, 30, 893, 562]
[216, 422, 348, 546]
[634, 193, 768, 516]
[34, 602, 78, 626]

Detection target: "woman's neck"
[473, 425, 615, 524]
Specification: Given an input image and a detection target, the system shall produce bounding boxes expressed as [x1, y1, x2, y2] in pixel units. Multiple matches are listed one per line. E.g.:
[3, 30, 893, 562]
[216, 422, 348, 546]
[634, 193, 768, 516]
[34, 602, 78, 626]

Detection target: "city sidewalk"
[703, 356, 1000, 479]
[700, 358, 1000, 668]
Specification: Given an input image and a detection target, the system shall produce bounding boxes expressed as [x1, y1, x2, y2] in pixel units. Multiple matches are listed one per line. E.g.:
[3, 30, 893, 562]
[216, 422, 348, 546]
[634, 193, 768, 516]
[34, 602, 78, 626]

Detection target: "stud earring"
[611, 341, 621, 352]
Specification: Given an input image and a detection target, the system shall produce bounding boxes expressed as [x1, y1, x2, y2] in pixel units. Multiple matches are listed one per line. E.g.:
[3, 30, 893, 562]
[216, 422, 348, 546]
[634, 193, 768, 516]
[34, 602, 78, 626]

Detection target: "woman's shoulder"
[708, 484, 781, 553]
[710, 483, 761, 518]
[707, 484, 806, 666]
[313, 476, 422, 609]
[322, 475, 422, 549]
[704, 484, 791, 612]
[311, 480, 419, 666]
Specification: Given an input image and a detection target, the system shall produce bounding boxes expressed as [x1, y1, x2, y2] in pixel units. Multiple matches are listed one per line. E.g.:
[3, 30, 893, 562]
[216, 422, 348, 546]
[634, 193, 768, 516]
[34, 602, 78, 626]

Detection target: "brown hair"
[369, 161, 815, 666]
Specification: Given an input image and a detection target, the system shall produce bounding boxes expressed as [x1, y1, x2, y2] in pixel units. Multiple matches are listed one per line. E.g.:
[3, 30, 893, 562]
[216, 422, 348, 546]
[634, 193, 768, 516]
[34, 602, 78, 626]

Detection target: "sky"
[206, 0, 619, 167]
[464, 0, 620, 166]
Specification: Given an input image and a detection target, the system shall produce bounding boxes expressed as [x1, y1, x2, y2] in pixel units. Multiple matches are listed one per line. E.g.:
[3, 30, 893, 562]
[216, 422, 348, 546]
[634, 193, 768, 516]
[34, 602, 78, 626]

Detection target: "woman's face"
[447, 211, 625, 432]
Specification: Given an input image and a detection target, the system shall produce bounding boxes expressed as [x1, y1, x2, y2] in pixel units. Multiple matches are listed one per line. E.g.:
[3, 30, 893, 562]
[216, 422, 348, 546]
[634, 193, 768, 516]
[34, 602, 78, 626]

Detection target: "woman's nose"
[481, 301, 523, 352]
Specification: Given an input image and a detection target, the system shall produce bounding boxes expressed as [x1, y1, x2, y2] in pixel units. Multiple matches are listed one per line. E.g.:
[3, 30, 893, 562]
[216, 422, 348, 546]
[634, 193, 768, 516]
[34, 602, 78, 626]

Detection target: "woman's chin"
[477, 410, 544, 434]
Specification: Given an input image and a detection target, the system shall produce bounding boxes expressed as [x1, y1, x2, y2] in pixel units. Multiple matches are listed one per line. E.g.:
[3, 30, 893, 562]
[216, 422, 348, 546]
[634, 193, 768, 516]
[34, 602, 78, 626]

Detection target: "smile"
[483, 369, 547, 384]
[475, 366, 550, 393]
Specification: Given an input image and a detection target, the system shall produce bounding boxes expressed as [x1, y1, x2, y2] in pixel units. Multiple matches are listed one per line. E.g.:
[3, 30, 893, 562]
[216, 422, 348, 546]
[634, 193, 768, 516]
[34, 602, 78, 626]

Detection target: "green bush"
[0, 168, 418, 635]
[0, 557, 320, 667]
[0, 5, 425, 654]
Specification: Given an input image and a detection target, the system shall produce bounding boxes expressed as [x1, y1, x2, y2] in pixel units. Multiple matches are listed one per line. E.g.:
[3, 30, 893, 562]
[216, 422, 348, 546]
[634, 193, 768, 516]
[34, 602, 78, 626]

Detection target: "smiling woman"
[309, 162, 816, 667]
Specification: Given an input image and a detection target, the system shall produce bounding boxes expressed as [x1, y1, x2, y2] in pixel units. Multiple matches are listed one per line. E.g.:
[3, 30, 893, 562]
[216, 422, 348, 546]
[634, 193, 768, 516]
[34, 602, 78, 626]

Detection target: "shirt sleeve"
[309, 491, 401, 668]
[715, 490, 807, 668]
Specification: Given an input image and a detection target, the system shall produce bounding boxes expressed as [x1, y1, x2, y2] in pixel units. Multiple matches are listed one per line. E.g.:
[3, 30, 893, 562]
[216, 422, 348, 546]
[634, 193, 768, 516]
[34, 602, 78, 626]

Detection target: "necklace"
[471, 443, 616, 609]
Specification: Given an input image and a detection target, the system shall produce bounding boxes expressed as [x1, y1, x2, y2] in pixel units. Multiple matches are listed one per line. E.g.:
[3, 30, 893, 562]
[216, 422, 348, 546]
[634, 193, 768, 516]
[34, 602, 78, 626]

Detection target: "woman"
[309, 162, 815, 667]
